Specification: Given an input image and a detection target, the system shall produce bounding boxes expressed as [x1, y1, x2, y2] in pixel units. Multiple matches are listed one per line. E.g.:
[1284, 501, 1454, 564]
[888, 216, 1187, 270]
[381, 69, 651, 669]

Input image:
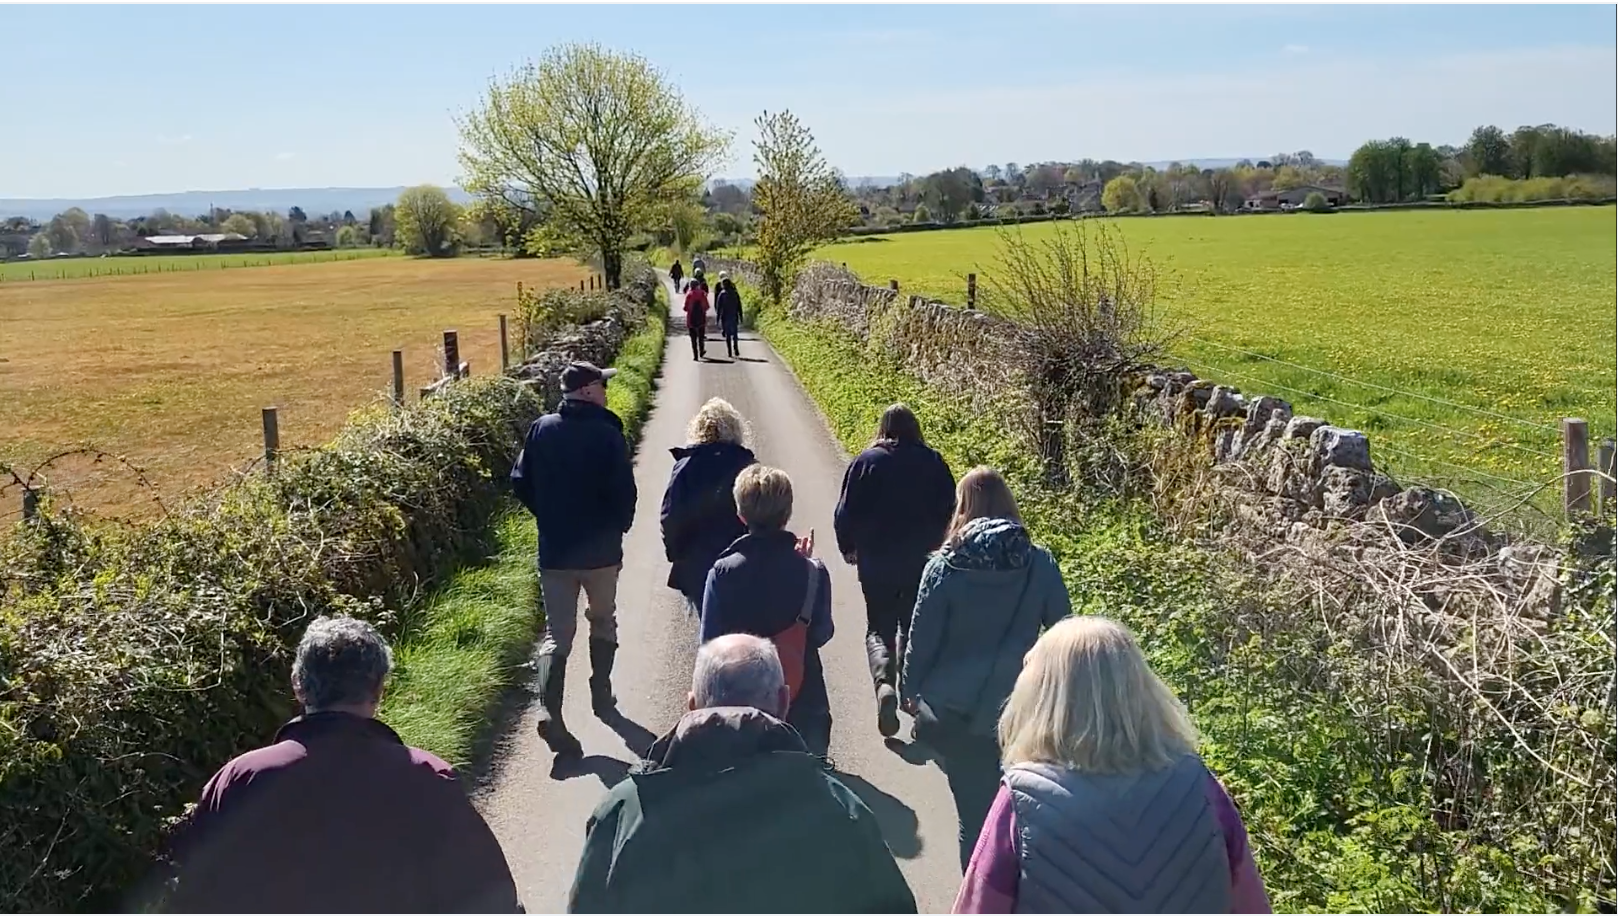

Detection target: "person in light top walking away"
[159, 617, 521, 913]
[713, 271, 744, 358]
[682, 280, 709, 361]
[568, 635, 917, 914]
[691, 253, 706, 275]
[954, 616, 1272, 914]
[669, 258, 684, 292]
[700, 464, 835, 757]
[900, 466, 1072, 871]
[833, 403, 957, 740]
[660, 398, 757, 611]
[511, 361, 637, 760]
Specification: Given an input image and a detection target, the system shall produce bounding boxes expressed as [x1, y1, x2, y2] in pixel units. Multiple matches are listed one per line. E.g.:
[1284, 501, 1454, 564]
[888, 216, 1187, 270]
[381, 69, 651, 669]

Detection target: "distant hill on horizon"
[6, 158, 1350, 221]
[0, 187, 476, 222]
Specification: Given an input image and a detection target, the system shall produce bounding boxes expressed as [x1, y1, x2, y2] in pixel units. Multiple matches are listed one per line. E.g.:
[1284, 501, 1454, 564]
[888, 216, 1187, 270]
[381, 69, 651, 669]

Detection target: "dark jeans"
[687, 324, 706, 359]
[858, 559, 926, 691]
[926, 720, 1003, 871]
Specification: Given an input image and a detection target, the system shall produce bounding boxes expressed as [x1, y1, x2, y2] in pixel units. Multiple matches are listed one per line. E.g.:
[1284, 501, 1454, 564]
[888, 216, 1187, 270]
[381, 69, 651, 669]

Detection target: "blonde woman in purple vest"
[953, 616, 1271, 914]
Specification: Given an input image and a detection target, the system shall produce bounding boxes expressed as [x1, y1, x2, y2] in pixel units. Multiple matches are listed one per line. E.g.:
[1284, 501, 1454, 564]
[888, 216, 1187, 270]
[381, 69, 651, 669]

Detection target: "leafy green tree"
[1206, 169, 1240, 213]
[912, 203, 932, 222]
[1348, 140, 1401, 203]
[45, 215, 78, 254]
[335, 224, 360, 248]
[1270, 165, 1308, 191]
[750, 109, 858, 303]
[220, 213, 257, 237]
[395, 184, 462, 257]
[920, 166, 982, 223]
[458, 42, 729, 288]
[1404, 143, 1443, 198]
[90, 213, 118, 251]
[287, 206, 307, 224]
[27, 232, 51, 258]
[1465, 125, 1512, 177]
[1302, 191, 1330, 212]
[1101, 175, 1143, 213]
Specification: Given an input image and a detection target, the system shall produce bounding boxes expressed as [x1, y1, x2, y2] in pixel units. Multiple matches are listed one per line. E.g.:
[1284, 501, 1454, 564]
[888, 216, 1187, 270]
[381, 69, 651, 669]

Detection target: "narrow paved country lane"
[475, 275, 965, 913]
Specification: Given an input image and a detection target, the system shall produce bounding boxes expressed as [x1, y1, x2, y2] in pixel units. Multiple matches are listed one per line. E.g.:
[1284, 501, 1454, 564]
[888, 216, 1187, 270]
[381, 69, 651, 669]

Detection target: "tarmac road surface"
[474, 274, 965, 913]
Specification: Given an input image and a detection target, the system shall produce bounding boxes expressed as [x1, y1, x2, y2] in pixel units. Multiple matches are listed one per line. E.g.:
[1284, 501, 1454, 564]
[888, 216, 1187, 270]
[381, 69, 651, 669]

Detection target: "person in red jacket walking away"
[683, 282, 710, 361]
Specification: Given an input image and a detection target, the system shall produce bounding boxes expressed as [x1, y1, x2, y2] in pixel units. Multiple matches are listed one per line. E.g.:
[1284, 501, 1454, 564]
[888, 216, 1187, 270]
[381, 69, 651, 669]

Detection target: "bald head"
[689, 634, 789, 718]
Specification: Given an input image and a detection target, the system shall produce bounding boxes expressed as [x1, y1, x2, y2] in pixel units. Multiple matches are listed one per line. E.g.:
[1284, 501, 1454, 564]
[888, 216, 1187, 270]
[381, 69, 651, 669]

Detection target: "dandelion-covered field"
[816, 207, 1617, 519]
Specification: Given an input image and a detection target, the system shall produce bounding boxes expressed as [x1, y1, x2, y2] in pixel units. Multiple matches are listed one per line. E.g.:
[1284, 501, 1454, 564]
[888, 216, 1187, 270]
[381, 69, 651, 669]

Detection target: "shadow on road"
[884, 736, 937, 766]
[734, 356, 768, 363]
[601, 709, 659, 759]
[834, 771, 924, 859]
[551, 753, 631, 789]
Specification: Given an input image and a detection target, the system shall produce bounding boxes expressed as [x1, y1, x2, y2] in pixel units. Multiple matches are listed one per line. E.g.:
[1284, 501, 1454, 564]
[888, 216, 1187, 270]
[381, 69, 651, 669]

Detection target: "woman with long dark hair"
[833, 403, 956, 739]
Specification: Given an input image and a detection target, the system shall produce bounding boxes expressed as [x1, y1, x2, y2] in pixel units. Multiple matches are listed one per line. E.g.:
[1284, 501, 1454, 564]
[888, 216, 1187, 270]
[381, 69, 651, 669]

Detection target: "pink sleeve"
[953, 784, 1019, 914]
[1205, 773, 1272, 914]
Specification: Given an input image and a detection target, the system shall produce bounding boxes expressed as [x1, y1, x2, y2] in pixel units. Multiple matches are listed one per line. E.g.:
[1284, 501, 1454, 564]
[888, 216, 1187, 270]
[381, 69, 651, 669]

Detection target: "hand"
[795, 528, 816, 558]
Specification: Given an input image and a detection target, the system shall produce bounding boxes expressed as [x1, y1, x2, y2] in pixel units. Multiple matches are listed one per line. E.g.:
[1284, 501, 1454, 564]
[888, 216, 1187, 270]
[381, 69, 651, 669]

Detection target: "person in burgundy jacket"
[683, 282, 709, 361]
[159, 616, 522, 914]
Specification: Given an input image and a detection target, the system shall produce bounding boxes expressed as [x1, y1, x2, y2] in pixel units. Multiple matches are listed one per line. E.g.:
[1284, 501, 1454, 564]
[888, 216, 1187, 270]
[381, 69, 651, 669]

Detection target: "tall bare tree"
[457, 43, 729, 288]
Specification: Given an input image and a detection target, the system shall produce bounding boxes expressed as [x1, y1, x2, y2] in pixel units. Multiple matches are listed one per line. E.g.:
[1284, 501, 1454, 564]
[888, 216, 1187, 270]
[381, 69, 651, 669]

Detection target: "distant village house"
[1243, 185, 1349, 211]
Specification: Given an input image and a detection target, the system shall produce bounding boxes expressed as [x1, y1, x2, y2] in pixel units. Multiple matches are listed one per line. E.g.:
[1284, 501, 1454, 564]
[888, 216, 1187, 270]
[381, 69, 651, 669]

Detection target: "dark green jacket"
[568, 708, 917, 914]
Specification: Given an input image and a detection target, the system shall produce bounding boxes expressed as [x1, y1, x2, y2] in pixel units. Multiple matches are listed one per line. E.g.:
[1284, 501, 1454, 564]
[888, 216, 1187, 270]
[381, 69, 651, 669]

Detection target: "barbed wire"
[1177, 357, 1562, 462]
[1178, 335, 1565, 434]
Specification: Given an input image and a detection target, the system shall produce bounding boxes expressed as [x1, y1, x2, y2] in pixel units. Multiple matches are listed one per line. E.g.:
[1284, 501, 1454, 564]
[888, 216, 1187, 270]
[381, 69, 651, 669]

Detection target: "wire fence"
[0, 249, 397, 283]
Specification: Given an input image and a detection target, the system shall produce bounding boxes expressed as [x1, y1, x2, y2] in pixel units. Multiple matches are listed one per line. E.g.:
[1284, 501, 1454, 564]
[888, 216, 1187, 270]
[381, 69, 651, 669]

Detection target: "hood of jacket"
[669, 441, 755, 465]
[640, 706, 807, 773]
[940, 516, 1032, 572]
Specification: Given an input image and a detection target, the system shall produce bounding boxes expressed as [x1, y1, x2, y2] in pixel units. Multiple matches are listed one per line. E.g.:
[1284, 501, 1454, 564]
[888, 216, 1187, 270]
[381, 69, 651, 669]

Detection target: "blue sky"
[2, 4, 1613, 198]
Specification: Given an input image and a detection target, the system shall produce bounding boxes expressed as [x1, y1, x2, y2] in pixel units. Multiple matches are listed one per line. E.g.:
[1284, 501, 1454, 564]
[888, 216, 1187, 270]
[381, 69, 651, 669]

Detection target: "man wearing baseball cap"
[511, 360, 637, 759]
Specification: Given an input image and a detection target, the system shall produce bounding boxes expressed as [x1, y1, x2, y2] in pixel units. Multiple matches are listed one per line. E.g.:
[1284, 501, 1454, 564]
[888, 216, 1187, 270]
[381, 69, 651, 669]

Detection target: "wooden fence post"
[21, 488, 37, 522]
[966, 273, 977, 310]
[1563, 417, 1591, 516]
[1600, 438, 1616, 513]
[262, 407, 280, 475]
[499, 315, 510, 372]
[889, 279, 899, 293]
[580, 279, 586, 292]
[442, 330, 459, 380]
[391, 350, 404, 406]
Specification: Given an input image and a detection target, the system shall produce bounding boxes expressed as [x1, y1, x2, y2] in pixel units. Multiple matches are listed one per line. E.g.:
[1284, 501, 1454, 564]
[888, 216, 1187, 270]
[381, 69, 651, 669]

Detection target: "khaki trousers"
[536, 565, 621, 658]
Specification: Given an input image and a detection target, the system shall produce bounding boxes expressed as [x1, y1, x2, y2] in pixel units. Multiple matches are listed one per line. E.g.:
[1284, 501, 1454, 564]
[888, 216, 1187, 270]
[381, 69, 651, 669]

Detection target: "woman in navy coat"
[661, 398, 757, 610]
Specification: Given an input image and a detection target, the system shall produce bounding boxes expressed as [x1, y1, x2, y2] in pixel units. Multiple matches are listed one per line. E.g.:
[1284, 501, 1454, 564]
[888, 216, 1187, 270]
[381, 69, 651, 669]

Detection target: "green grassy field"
[0, 247, 396, 282]
[816, 208, 1617, 519]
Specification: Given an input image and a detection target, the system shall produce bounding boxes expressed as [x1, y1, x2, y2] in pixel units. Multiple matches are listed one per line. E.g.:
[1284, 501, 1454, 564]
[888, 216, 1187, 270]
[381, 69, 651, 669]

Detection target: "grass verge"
[758, 301, 1596, 912]
[379, 290, 669, 767]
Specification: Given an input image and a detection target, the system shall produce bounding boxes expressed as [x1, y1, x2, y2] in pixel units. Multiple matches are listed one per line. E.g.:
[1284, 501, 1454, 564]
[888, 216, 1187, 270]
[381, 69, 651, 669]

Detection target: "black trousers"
[925, 720, 1003, 871]
[787, 653, 833, 758]
[687, 325, 706, 359]
[858, 559, 926, 692]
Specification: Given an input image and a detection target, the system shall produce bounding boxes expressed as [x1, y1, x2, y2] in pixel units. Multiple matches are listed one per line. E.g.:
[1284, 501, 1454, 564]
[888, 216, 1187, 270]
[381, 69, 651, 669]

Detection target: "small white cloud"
[1282, 44, 1310, 56]
[275, 152, 296, 161]
[157, 133, 194, 145]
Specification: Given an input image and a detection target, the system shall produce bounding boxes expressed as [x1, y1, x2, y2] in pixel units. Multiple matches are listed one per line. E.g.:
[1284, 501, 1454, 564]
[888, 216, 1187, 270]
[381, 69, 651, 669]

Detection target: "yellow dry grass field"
[1, 256, 591, 518]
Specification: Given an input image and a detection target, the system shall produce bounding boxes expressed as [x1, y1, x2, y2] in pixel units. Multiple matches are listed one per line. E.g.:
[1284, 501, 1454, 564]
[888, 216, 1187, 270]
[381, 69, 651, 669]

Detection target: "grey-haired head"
[291, 616, 393, 715]
[689, 634, 788, 718]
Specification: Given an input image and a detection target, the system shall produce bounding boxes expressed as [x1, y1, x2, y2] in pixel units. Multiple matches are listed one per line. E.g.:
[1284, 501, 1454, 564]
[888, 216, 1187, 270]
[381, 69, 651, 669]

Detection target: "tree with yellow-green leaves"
[457, 43, 729, 289]
[1101, 175, 1144, 214]
[396, 184, 463, 257]
[751, 109, 859, 304]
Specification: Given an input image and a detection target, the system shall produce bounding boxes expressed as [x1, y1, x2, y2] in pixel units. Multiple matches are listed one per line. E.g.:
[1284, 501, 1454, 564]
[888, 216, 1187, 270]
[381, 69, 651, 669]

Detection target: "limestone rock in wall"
[1369, 486, 1478, 544]
[1319, 465, 1401, 520]
[1205, 386, 1246, 419]
[1234, 397, 1293, 458]
[1310, 426, 1373, 474]
[1284, 416, 1325, 441]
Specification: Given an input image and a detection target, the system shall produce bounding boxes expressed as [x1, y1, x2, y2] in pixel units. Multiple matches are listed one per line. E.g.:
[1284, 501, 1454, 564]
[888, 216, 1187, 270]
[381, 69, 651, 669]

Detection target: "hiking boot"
[588, 639, 617, 717]
[534, 653, 582, 759]
[876, 684, 901, 738]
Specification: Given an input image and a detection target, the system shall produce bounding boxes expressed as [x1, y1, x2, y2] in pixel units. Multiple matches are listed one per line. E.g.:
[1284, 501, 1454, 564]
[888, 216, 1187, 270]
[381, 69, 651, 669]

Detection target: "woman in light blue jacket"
[899, 465, 1072, 869]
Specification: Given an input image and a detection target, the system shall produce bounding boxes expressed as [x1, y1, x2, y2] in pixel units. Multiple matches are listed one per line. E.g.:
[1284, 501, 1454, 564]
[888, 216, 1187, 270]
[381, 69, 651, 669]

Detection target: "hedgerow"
[757, 275, 1614, 912]
[0, 263, 658, 912]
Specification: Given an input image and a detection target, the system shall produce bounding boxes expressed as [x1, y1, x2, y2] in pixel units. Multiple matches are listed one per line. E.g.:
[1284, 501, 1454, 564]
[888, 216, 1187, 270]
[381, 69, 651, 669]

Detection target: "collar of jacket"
[557, 397, 624, 430]
[640, 706, 807, 774]
[274, 711, 405, 747]
[669, 441, 755, 463]
[718, 528, 799, 558]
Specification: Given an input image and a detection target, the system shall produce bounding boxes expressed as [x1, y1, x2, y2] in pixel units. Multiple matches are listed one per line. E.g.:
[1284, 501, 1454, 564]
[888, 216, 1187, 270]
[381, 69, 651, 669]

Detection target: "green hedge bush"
[0, 265, 658, 912]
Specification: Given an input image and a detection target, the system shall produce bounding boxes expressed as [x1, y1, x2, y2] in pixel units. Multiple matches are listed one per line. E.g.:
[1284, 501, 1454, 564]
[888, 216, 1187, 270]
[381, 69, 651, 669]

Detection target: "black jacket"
[511, 399, 637, 570]
[833, 441, 956, 582]
[163, 714, 520, 913]
[660, 441, 757, 604]
[714, 281, 743, 330]
[568, 708, 917, 914]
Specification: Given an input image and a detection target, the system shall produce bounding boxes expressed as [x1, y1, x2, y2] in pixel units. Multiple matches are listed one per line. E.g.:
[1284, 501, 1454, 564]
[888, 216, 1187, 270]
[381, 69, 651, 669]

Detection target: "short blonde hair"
[999, 616, 1198, 774]
[686, 397, 749, 446]
[734, 464, 792, 532]
[946, 466, 1022, 547]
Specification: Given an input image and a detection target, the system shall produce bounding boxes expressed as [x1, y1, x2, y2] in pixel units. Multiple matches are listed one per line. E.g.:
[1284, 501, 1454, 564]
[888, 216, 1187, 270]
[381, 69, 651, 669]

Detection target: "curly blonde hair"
[686, 397, 749, 446]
